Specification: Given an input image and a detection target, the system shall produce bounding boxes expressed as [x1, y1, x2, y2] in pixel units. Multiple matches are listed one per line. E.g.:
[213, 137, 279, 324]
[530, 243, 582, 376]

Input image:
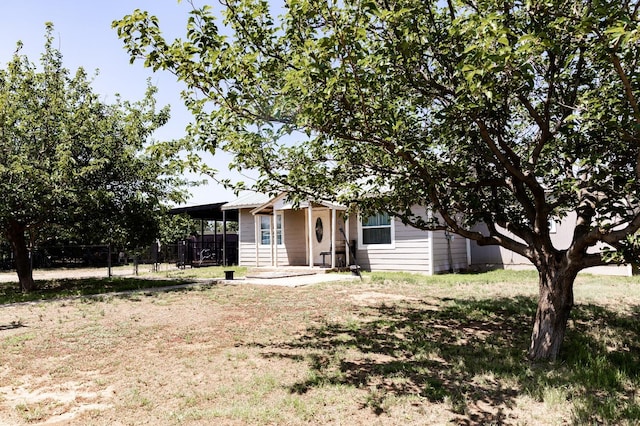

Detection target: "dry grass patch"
[0, 270, 638, 424]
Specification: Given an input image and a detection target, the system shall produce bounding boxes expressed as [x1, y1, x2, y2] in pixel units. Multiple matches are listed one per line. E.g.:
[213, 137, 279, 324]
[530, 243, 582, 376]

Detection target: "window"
[260, 216, 271, 245]
[360, 212, 394, 246]
[315, 217, 323, 242]
[259, 214, 283, 245]
[276, 214, 283, 245]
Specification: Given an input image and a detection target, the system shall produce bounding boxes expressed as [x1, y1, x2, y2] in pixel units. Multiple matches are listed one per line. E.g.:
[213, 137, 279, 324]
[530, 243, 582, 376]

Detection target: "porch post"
[308, 204, 314, 267]
[428, 210, 435, 275]
[345, 216, 350, 266]
[254, 214, 260, 267]
[331, 208, 337, 269]
[271, 211, 277, 267]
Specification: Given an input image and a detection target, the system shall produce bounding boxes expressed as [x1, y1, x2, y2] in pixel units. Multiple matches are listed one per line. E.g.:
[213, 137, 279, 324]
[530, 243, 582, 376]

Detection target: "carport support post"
[200, 220, 205, 260]
[214, 220, 218, 262]
[222, 210, 227, 267]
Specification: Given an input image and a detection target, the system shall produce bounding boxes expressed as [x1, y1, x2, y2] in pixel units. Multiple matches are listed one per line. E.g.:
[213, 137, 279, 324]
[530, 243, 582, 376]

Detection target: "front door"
[312, 209, 331, 265]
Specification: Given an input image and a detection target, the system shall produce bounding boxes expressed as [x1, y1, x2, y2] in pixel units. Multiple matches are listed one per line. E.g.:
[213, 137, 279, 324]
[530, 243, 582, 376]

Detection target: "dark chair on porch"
[320, 241, 346, 267]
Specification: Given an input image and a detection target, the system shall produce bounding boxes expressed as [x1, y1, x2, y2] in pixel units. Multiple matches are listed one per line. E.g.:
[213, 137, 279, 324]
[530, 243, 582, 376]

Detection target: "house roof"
[221, 191, 272, 211]
[250, 193, 347, 215]
[221, 191, 346, 214]
[222, 191, 347, 215]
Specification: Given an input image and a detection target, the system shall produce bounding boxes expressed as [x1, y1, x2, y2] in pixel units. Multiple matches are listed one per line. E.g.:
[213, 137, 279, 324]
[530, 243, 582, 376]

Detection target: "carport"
[169, 202, 239, 266]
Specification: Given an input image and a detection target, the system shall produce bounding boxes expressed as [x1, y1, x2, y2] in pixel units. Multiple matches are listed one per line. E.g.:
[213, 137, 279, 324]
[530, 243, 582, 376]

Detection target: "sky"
[0, 1, 246, 206]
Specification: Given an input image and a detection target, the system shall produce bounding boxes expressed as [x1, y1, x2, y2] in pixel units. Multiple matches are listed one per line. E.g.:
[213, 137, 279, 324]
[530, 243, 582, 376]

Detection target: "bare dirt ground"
[0, 276, 587, 425]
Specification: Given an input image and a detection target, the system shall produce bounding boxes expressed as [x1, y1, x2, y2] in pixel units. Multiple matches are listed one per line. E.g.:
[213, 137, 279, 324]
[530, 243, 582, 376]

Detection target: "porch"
[250, 195, 352, 269]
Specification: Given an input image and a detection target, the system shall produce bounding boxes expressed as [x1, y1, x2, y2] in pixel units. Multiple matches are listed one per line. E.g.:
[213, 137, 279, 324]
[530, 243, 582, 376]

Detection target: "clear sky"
[0, 1, 244, 206]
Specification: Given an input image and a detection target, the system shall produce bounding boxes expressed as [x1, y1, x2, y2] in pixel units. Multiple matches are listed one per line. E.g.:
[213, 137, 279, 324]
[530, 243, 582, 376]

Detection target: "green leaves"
[113, 0, 640, 266]
[0, 25, 191, 249]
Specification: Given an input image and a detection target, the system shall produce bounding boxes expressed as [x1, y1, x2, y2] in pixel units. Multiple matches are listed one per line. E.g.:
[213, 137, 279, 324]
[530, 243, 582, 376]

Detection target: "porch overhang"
[250, 193, 347, 216]
[248, 193, 349, 269]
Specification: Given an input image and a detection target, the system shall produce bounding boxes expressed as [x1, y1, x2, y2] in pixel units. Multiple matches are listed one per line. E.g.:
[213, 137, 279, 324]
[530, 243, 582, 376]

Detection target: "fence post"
[108, 244, 112, 277]
[133, 255, 139, 276]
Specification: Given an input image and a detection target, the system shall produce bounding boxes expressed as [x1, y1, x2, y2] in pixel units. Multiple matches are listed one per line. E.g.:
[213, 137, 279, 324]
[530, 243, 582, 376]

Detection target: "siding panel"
[281, 209, 307, 265]
[240, 203, 473, 273]
[356, 217, 431, 272]
[432, 230, 468, 273]
[238, 209, 256, 266]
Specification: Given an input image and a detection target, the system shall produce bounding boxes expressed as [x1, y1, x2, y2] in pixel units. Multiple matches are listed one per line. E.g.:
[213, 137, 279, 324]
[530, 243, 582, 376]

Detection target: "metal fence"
[175, 234, 239, 268]
[0, 234, 238, 272]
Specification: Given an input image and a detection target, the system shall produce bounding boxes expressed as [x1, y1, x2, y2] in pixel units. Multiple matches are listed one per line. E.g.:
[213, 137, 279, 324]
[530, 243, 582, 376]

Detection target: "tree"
[114, 0, 640, 361]
[0, 24, 191, 292]
[157, 213, 200, 245]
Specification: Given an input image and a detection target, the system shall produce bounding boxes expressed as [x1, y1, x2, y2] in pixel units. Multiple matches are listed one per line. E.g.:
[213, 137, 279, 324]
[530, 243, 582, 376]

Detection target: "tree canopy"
[0, 24, 192, 291]
[114, 0, 640, 360]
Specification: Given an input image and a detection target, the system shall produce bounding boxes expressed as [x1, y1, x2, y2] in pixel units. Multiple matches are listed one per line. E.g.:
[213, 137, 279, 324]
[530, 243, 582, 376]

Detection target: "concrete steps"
[245, 266, 330, 279]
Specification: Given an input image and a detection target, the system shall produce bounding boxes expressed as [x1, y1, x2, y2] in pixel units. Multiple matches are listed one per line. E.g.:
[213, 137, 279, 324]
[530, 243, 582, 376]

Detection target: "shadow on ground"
[0, 321, 25, 331]
[256, 296, 640, 424]
[0, 277, 207, 305]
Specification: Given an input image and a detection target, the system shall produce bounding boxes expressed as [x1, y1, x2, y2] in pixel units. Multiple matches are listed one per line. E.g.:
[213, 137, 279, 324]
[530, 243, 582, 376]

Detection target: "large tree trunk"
[528, 261, 577, 361]
[5, 221, 35, 292]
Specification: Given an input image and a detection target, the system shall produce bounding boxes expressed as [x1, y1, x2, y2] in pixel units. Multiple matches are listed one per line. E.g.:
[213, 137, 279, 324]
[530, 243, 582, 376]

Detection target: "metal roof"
[223, 191, 347, 215]
[221, 192, 272, 210]
[169, 201, 238, 221]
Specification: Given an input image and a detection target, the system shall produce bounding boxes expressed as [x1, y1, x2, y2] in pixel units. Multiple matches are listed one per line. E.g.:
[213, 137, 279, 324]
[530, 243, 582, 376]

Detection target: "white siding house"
[211, 192, 634, 276]
[223, 192, 470, 274]
[469, 211, 634, 276]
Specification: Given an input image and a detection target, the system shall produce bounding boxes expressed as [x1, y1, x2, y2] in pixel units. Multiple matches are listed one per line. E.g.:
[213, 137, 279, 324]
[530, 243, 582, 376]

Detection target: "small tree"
[157, 213, 200, 245]
[0, 24, 191, 291]
[114, 0, 640, 361]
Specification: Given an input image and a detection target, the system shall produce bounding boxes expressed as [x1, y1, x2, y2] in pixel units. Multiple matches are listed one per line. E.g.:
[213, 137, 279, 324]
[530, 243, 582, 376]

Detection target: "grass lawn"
[0, 269, 638, 425]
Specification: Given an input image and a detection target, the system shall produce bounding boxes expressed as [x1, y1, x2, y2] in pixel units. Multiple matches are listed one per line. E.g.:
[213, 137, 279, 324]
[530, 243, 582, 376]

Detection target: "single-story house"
[470, 212, 634, 276]
[220, 192, 634, 276]
[221, 192, 470, 274]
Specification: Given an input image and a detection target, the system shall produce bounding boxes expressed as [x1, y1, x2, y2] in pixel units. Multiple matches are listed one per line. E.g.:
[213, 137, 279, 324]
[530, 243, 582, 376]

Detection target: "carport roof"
[169, 202, 238, 221]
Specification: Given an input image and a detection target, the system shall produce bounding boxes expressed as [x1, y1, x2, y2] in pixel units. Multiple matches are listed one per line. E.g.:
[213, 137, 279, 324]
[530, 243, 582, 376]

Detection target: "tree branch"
[610, 52, 640, 125]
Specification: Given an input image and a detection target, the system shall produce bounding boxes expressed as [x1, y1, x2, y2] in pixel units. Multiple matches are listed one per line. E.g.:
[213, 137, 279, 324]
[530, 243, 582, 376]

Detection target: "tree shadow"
[0, 277, 206, 305]
[255, 296, 640, 424]
[0, 320, 25, 331]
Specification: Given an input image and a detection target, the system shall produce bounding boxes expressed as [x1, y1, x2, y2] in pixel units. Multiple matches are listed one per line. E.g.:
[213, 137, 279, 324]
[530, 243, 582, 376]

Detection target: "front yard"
[0, 270, 638, 425]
